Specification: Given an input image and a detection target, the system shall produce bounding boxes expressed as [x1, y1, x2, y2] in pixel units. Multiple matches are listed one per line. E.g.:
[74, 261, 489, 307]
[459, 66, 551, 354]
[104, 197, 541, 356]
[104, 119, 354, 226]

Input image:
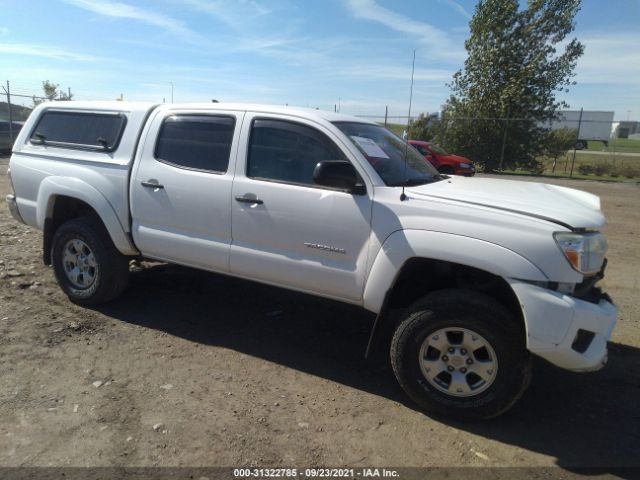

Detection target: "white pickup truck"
[6, 101, 616, 420]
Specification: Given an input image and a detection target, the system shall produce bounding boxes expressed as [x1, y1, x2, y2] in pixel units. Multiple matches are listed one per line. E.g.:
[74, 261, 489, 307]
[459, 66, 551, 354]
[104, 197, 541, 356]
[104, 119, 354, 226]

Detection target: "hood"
[407, 176, 605, 229]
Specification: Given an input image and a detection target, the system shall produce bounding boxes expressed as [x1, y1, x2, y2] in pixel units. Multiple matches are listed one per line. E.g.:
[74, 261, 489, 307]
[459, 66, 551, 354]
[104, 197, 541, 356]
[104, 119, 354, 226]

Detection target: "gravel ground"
[1, 158, 639, 474]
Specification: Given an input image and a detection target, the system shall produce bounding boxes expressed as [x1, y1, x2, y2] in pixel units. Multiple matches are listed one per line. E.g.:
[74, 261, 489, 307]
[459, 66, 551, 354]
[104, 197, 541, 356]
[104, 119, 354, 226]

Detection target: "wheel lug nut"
[460, 368, 467, 373]
[448, 347, 455, 353]
[442, 355, 449, 361]
[466, 358, 473, 365]
[447, 366, 454, 372]
[460, 349, 467, 355]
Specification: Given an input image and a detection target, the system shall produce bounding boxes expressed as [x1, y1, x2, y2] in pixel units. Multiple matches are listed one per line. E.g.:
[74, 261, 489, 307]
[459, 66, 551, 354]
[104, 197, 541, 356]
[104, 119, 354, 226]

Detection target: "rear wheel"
[390, 289, 531, 420]
[51, 216, 129, 305]
[574, 140, 587, 150]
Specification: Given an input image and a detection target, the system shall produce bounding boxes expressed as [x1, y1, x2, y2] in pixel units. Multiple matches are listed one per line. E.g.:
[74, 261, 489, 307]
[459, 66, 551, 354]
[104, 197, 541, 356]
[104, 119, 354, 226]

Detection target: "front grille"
[573, 258, 609, 303]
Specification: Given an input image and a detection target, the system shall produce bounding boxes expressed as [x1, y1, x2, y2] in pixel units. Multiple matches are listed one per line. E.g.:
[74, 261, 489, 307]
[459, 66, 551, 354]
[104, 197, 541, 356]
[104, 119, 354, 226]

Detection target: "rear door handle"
[235, 195, 263, 205]
[141, 180, 164, 189]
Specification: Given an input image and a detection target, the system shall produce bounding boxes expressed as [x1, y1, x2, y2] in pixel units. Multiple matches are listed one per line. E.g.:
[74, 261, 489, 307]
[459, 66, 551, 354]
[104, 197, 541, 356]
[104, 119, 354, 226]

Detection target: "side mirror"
[313, 160, 366, 195]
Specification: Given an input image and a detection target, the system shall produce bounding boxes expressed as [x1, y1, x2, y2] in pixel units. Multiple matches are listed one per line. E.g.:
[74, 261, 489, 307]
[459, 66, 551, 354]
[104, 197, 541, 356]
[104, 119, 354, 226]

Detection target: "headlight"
[554, 232, 607, 275]
[459, 163, 472, 169]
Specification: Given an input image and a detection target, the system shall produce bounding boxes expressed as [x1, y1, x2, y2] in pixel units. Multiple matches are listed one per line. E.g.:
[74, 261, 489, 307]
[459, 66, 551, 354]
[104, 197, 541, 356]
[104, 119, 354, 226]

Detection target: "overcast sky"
[1, 0, 638, 120]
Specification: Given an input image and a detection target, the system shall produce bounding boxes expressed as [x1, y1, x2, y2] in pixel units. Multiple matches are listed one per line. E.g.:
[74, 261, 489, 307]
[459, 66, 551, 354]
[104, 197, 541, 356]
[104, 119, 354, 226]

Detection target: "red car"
[409, 140, 475, 176]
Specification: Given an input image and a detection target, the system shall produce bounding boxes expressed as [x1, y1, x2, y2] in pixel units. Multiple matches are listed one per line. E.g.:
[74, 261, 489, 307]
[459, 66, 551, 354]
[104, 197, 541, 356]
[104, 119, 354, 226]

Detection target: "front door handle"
[141, 180, 164, 189]
[235, 195, 263, 205]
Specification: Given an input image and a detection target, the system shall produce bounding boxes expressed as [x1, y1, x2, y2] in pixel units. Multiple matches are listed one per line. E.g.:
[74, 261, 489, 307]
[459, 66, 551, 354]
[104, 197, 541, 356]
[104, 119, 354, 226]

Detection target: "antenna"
[400, 49, 416, 202]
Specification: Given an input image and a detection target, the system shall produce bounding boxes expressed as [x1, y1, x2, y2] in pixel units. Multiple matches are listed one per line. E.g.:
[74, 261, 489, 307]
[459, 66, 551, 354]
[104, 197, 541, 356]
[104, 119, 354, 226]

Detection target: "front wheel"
[390, 289, 531, 420]
[51, 216, 129, 305]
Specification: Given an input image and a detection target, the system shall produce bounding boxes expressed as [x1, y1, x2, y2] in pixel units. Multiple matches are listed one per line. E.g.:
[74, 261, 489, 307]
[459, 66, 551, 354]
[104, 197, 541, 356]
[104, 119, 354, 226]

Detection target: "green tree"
[409, 113, 441, 142]
[543, 127, 576, 172]
[32, 80, 73, 106]
[443, 0, 584, 171]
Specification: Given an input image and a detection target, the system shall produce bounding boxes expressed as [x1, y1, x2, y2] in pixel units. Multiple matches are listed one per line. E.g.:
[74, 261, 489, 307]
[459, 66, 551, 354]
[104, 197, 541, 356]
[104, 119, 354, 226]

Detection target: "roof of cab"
[44, 101, 375, 125]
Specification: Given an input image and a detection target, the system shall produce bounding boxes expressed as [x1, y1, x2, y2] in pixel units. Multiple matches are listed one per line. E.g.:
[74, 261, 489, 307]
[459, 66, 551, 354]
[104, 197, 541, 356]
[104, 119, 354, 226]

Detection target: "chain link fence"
[354, 106, 639, 179]
[2, 81, 638, 179]
[1, 81, 46, 155]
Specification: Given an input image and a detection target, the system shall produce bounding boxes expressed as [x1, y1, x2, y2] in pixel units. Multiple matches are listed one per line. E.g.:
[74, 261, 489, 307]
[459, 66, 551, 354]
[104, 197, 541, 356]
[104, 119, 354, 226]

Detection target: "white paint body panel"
[7, 101, 617, 373]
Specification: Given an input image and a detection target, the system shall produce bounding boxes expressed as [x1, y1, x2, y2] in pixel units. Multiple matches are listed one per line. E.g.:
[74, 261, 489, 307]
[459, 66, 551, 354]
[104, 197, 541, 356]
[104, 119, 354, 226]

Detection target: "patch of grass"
[547, 152, 639, 171]
[500, 169, 638, 183]
[499, 151, 640, 183]
[572, 152, 640, 164]
[586, 138, 640, 153]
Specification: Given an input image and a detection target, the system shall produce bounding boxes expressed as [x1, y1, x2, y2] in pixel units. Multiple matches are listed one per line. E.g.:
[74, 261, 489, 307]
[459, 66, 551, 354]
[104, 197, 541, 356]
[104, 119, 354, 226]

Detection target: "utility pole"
[3, 81, 14, 145]
[384, 105, 388, 127]
[170, 82, 174, 103]
[68, 87, 72, 99]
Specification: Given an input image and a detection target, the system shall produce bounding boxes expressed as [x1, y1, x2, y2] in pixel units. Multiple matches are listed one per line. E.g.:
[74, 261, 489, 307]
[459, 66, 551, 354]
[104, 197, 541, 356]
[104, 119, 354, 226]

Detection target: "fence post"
[498, 106, 510, 172]
[569, 107, 583, 177]
[384, 106, 388, 127]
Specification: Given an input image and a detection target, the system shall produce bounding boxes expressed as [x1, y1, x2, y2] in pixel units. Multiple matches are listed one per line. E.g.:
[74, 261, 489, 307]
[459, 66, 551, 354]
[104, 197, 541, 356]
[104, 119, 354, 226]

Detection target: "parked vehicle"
[549, 110, 614, 149]
[408, 140, 475, 176]
[6, 102, 616, 420]
[0, 120, 24, 154]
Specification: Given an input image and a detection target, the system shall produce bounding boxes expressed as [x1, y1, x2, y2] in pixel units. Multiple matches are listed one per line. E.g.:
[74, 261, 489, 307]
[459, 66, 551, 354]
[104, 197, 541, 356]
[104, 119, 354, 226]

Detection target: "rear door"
[229, 113, 373, 302]
[130, 109, 243, 272]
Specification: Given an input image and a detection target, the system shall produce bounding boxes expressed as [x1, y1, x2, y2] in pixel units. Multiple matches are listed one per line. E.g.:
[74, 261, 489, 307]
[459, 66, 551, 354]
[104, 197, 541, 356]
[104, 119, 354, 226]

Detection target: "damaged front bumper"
[508, 279, 616, 372]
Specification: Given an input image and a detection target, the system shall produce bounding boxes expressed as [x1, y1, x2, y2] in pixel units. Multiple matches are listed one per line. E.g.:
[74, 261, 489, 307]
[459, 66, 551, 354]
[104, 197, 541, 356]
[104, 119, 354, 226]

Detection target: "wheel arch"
[38, 177, 138, 264]
[363, 230, 546, 358]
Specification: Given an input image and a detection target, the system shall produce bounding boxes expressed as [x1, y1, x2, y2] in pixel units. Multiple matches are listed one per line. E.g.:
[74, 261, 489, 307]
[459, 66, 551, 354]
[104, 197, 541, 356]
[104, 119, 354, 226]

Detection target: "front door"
[230, 114, 373, 302]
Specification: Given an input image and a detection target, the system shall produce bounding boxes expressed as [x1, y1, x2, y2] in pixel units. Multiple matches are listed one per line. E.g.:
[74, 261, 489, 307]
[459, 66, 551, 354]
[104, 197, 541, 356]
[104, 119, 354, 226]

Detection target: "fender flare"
[363, 229, 548, 313]
[362, 230, 548, 358]
[37, 176, 138, 256]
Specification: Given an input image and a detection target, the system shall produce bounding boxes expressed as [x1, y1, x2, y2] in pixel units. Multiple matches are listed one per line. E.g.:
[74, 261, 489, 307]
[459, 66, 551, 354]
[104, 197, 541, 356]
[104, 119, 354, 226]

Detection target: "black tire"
[438, 166, 455, 175]
[51, 216, 129, 305]
[574, 140, 586, 150]
[390, 289, 531, 420]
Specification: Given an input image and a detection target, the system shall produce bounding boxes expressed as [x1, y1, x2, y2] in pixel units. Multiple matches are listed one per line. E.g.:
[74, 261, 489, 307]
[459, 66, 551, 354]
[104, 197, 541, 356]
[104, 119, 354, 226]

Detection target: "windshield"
[333, 122, 440, 186]
[429, 143, 449, 155]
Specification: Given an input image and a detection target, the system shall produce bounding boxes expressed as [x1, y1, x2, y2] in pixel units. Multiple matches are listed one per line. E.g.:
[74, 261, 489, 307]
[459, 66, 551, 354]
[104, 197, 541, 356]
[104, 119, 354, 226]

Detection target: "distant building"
[611, 121, 640, 139]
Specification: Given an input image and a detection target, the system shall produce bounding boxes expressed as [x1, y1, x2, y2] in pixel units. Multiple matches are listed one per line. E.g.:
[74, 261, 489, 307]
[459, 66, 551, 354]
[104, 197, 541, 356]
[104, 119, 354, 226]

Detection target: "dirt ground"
[1, 158, 639, 473]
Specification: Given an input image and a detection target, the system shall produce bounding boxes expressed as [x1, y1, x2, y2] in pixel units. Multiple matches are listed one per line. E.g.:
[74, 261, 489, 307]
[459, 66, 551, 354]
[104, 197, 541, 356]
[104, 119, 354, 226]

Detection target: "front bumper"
[456, 165, 476, 176]
[6, 194, 25, 224]
[509, 280, 617, 372]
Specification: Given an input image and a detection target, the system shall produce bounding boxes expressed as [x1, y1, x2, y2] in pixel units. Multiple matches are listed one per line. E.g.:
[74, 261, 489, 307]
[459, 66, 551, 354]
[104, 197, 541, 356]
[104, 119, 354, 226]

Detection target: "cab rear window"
[30, 110, 127, 151]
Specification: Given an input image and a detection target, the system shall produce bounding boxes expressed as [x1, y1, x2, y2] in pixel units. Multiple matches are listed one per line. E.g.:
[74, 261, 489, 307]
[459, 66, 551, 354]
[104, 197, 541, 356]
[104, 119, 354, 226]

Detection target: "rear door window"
[154, 115, 236, 173]
[30, 111, 126, 151]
